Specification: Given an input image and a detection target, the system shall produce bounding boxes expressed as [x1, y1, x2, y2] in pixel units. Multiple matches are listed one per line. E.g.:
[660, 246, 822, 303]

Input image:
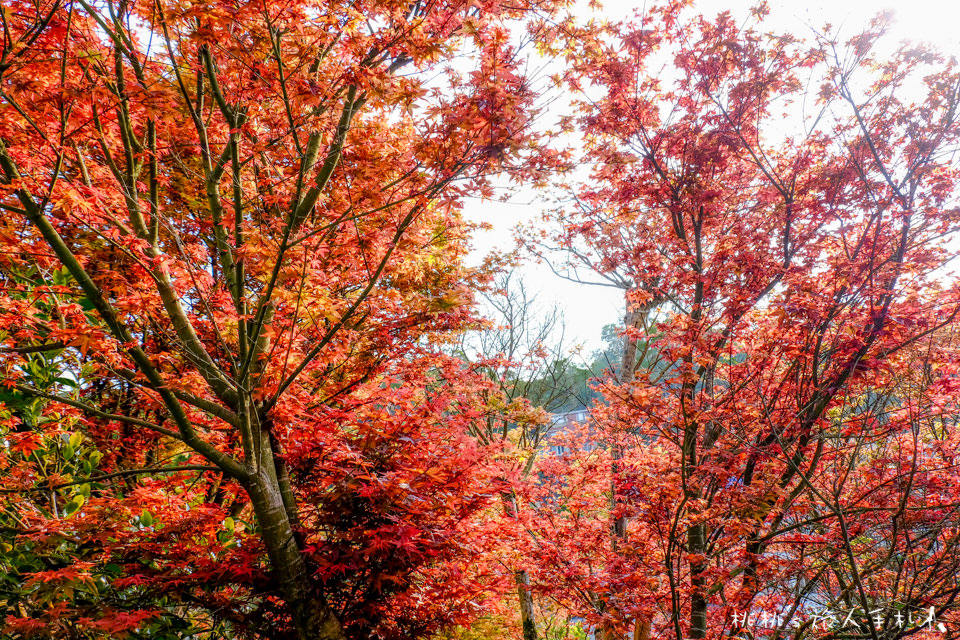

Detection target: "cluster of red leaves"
[0, 0, 569, 636]
[517, 2, 960, 638]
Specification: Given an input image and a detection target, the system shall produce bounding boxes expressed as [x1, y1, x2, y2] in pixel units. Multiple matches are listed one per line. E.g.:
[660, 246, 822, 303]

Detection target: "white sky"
[463, 0, 960, 355]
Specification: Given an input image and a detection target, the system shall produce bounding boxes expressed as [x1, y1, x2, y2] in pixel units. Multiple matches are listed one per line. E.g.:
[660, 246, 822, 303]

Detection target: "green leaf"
[52, 267, 74, 286]
[64, 495, 84, 516]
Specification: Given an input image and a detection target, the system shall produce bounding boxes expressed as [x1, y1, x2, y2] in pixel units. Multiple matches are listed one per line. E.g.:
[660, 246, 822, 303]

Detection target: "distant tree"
[458, 266, 592, 640]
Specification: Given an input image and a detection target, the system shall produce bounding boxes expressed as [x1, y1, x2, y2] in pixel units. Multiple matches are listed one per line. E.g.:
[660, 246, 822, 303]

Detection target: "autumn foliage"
[0, 0, 566, 637]
[520, 2, 960, 639]
[3, 0, 960, 639]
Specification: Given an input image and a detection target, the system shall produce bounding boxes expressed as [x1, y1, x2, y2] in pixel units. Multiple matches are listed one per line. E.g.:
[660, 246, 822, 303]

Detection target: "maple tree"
[520, 2, 960, 639]
[0, 0, 568, 637]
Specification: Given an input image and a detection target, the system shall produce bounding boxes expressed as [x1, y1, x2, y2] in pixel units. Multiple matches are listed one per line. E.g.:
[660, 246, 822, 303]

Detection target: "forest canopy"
[1, 0, 960, 639]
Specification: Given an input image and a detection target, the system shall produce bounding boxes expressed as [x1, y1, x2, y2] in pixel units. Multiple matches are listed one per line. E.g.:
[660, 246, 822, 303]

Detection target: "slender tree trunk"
[688, 521, 708, 639]
[246, 434, 345, 640]
[619, 303, 640, 384]
[517, 569, 538, 640]
[684, 255, 709, 640]
[602, 298, 652, 640]
[501, 492, 539, 640]
[682, 407, 708, 640]
[612, 299, 640, 541]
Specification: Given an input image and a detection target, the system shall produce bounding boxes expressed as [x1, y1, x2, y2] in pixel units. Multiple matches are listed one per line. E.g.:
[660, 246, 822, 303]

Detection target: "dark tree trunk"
[688, 521, 708, 639]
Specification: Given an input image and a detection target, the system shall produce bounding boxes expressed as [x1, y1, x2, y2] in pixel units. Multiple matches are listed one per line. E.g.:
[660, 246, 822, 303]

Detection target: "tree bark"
[688, 521, 708, 639]
[517, 569, 538, 640]
[634, 617, 651, 640]
[246, 437, 345, 640]
[612, 298, 641, 542]
[605, 298, 652, 639]
[500, 492, 539, 640]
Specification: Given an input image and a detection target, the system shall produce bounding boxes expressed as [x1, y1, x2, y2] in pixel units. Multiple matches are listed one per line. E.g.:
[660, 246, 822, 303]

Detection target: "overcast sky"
[463, 0, 960, 356]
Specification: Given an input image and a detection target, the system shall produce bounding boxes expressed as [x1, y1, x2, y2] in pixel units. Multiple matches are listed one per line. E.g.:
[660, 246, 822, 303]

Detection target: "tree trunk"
[634, 617, 651, 640]
[607, 298, 652, 638]
[246, 455, 345, 640]
[683, 418, 708, 640]
[688, 521, 708, 639]
[500, 492, 539, 640]
[517, 569, 538, 640]
[619, 302, 640, 385]
[612, 298, 640, 543]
